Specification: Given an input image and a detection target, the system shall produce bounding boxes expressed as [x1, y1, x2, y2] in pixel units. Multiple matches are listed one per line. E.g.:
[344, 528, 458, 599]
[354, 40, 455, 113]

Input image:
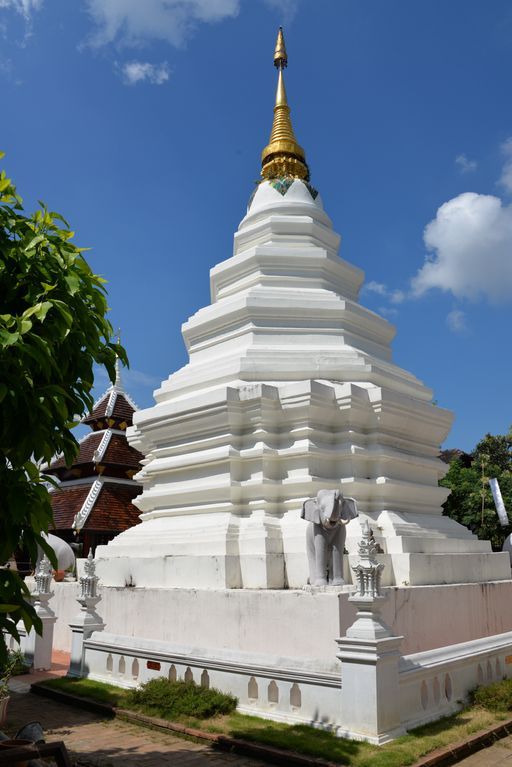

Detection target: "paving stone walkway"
[5, 689, 267, 767]
[7, 652, 512, 767]
[453, 735, 512, 767]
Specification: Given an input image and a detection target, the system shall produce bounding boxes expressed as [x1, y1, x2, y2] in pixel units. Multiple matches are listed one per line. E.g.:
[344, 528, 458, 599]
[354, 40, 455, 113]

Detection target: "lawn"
[37, 676, 509, 767]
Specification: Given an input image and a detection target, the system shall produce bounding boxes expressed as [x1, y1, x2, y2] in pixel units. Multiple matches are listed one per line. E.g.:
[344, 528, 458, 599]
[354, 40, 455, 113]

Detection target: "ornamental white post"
[336, 521, 404, 743]
[23, 556, 57, 671]
[68, 551, 105, 678]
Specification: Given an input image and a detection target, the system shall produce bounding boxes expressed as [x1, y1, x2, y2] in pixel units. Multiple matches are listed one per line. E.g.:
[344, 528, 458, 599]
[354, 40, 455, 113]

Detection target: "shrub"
[0, 649, 29, 678]
[126, 677, 237, 720]
[470, 679, 512, 712]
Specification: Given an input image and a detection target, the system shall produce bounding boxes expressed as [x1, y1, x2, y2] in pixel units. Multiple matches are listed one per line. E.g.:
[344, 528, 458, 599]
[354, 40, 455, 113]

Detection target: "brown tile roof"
[50, 482, 142, 532]
[51, 485, 91, 529]
[49, 431, 143, 475]
[83, 484, 142, 531]
[101, 434, 143, 469]
[49, 432, 103, 471]
[110, 394, 137, 421]
[83, 391, 136, 426]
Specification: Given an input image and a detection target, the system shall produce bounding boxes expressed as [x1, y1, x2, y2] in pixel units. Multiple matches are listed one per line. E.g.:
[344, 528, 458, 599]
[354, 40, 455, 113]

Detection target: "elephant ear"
[341, 497, 358, 521]
[302, 498, 321, 524]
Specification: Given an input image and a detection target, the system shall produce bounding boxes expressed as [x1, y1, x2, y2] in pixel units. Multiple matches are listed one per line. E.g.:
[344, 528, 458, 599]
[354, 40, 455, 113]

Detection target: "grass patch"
[37, 676, 508, 767]
[223, 708, 498, 767]
[39, 677, 130, 707]
[126, 678, 237, 720]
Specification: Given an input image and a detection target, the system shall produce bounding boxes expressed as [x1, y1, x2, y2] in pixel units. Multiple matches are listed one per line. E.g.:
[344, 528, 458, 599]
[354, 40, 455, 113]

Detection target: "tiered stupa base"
[97, 179, 509, 588]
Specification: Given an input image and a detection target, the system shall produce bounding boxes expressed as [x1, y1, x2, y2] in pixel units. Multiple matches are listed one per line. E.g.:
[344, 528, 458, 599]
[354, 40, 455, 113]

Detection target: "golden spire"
[261, 27, 309, 181]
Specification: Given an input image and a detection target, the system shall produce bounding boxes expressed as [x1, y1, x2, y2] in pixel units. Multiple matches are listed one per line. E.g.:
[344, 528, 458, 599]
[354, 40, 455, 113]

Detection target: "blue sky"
[1, 0, 511, 452]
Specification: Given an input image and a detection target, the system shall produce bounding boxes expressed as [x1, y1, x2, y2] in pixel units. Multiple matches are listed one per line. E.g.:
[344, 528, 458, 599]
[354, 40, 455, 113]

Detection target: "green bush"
[470, 679, 512, 711]
[126, 677, 238, 720]
[0, 649, 29, 678]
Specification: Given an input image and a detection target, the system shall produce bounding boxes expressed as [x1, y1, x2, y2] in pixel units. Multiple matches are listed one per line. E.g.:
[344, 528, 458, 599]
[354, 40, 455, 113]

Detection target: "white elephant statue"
[301, 489, 358, 586]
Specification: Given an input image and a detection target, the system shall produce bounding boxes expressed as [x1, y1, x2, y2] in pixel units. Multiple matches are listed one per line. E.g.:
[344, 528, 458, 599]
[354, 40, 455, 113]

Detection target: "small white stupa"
[96, 28, 509, 591]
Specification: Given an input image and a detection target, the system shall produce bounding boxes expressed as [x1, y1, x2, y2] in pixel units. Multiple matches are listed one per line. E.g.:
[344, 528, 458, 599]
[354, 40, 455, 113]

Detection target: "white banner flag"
[489, 478, 509, 527]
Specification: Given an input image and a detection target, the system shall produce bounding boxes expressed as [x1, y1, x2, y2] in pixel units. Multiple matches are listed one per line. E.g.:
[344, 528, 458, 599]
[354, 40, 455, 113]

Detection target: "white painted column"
[69, 552, 105, 678]
[336, 522, 404, 743]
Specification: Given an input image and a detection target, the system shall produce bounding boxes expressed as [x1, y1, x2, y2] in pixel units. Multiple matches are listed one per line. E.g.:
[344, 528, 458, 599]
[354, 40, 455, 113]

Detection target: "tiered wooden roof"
[47, 364, 144, 538]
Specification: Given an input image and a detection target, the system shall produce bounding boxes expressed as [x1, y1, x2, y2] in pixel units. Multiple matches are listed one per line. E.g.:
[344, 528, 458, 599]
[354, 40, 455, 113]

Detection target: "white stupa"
[96, 28, 509, 590]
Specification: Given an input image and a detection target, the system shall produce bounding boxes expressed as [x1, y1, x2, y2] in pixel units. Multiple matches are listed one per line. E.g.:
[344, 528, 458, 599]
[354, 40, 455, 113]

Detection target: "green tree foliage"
[441, 431, 512, 550]
[0, 154, 126, 664]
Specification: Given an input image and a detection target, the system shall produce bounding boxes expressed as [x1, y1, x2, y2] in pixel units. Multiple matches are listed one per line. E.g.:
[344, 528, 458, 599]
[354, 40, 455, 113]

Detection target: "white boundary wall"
[80, 628, 512, 738]
[400, 632, 512, 729]
[39, 578, 512, 741]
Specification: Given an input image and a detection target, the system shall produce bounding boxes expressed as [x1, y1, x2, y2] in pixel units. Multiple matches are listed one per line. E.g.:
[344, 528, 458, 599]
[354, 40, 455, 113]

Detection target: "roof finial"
[114, 328, 123, 390]
[261, 27, 309, 182]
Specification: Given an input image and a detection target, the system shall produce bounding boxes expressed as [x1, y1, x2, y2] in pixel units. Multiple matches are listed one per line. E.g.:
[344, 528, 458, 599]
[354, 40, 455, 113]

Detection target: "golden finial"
[261, 27, 309, 181]
[274, 27, 287, 69]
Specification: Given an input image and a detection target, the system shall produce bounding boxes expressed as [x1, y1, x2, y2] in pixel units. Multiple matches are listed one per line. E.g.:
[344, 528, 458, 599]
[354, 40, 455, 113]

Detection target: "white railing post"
[336, 521, 404, 743]
[23, 556, 57, 671]
[68, 551, 105, 678]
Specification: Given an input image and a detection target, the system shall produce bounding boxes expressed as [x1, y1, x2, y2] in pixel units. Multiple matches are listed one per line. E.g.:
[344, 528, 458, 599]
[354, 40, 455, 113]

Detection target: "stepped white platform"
[96, 179, 510, 589]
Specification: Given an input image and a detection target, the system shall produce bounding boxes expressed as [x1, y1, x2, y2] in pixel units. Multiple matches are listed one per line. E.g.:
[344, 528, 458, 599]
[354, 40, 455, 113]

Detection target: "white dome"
[39, 533, 75, 571]
[242, 178, 326, 228]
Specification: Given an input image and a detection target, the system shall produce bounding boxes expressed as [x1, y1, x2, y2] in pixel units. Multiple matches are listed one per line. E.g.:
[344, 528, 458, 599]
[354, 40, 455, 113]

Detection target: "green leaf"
[64, 273, 80, 295]
[24, 234, 44, 252]
[23, 301, 52, 322]
[0, 328, 20, 347]
[51, 300, 73, 328]
[18, 318, 32, 334]
[24, 461, 39, 481]
[0, 605, 19, 613]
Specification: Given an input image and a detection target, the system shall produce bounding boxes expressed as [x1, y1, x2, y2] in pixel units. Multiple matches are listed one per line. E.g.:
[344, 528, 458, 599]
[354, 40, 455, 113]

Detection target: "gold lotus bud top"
[261, 27, 309, 181]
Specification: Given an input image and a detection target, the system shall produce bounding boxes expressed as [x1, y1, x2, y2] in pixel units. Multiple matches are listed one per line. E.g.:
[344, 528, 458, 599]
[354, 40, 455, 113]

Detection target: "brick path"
[453, 735, 512, 767]
[5, 690, 267, 766]
[7, 652, 512, 767]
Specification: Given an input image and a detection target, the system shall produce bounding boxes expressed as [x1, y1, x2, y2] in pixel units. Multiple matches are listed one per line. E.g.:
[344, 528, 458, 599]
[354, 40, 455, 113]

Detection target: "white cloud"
[363, 281, 387, 296]
[84, 0, 240, 48]
[0, 0, 42, 21]
[455, 154, 477, 173]
[378, 306, 398, 319]
[94, 365, 161, 390]
[446, 309, 466, 333]
[363, 281, 405, 304]
[0, 0, 42, 42]
[123, 368, 161, 388]
[411, 192, 512, 303]
[118, 60, 170, 85]
[262, 0, 299, 23]
[499, 137, 512, 193]
[390, 289, 405, 304]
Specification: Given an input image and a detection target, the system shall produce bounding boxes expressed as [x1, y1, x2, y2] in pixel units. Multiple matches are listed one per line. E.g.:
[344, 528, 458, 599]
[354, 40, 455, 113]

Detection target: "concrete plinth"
[24, 601, 57, 671]
[337, 634, 404, 743]
[69, 610, 105, 678]
[46, 579, 512, 660]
